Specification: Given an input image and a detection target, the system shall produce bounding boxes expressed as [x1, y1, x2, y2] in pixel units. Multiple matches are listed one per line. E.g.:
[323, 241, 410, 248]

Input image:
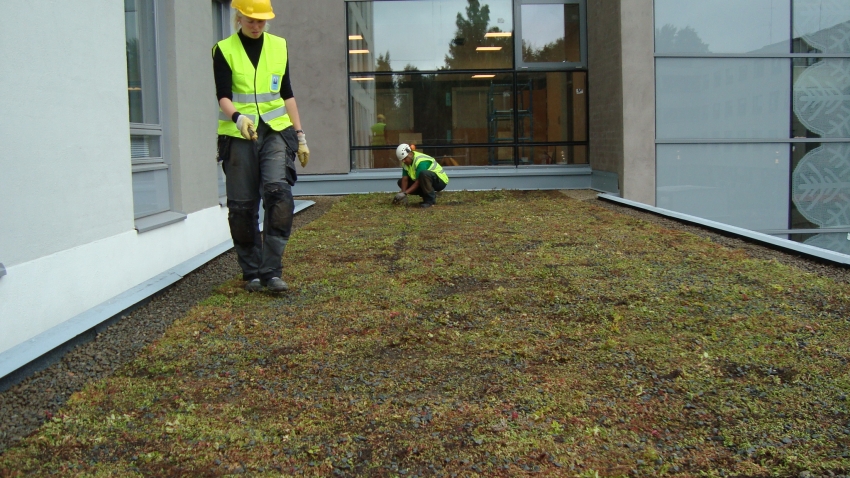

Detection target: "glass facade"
[655, 0, 850, 256]
[347, 0, 588, 169]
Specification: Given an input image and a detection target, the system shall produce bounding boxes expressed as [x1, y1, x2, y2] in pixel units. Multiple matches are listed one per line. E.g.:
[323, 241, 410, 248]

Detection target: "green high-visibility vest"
[403, 152, 449, 184]
[215, 32, 293, 137]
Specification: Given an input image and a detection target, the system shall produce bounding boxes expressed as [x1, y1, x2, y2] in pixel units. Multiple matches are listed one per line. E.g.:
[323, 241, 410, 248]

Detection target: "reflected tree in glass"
[655, 24, 709, 53]
[444, 0, 512, 70]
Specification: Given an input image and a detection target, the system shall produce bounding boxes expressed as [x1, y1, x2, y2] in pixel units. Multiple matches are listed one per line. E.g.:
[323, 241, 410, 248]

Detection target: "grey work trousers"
[222, 123, 297, 282]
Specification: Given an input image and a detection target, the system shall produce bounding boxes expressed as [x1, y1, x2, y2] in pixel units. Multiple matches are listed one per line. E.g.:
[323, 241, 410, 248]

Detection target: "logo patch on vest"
[270, 74, 281, 92]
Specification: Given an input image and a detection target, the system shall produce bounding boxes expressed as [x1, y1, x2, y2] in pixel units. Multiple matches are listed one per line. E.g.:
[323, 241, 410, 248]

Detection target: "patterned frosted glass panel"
[793, 0, 850, 53]
[790, 232, 850, 255]
[655, 0, 790, 54]
[790, 142, 850, 230]
[657, 144, 790, 230]
[132, 169, 170, 219]
[656, 58, 790, 140]
[792, 59, 850, 139]
[347, 0, 513, 73]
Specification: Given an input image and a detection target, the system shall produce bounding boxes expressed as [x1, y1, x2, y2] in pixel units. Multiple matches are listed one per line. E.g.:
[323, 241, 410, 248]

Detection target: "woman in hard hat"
[213, 0, 309, 292]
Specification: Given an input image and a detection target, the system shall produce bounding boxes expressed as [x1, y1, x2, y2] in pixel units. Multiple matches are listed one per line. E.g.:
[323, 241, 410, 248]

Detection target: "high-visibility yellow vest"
[215, 32, 293, 137]
[403, 152, 449, 184]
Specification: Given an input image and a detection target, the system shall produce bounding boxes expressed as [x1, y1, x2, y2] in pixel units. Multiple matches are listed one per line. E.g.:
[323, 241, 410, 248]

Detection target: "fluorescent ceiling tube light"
[484, 32, 512, 38]
[472, 74, 495, 78]
[348, 34, 363, 40]
[349, 49, 370, 54]
[476, 46, 502, 51]
[352, 77, 375, 81]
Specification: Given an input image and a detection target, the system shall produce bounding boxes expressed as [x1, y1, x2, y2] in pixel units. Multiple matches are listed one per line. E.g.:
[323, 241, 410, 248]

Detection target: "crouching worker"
[213, 0, 310, 292]
[392, 144, 449, 208]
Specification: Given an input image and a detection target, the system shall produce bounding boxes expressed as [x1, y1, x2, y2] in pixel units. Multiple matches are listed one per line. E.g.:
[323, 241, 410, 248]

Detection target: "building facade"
[1, 0, 849, 380]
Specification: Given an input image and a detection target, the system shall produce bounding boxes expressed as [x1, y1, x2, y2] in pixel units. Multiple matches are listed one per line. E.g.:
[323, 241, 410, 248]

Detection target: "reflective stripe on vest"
[404, 152, 449, 184]
[216, 32, 293, 138]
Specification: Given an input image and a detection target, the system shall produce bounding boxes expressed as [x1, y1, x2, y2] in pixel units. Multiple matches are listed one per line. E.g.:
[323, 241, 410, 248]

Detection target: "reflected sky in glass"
[655, 0, 790, 53]
[356, 0, 513, 71]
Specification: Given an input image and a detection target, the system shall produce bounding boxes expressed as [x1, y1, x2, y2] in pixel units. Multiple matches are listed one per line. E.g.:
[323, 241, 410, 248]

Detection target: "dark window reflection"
[350, 73, 515, 150]
[516, 72, 587, 143]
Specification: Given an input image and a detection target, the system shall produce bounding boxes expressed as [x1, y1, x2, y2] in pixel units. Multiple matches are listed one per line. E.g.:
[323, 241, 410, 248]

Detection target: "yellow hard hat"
[232, 0, 275, 20]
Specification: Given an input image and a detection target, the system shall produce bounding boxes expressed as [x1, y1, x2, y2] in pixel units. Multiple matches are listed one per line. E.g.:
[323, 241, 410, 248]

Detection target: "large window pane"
[132, 169, 170, 219]
[793, 58, 850, 139]
[793, 0, 850, 54]
[350, 72, 514, 149]
[657, 144, 790, 230]
[516, 72, 586, 142]
[520, 3, 580, 62]
[656, 58, 790, 140]
[655, 0, 790, 54]
[125, 0, 159, 124]
[347, 0, 513, 73]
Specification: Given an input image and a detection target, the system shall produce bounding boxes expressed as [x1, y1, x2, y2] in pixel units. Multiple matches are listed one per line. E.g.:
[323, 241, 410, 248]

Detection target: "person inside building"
[392, 144, 449, 208]
[370, 113, 391, 168]
[212, 0, 309, 292]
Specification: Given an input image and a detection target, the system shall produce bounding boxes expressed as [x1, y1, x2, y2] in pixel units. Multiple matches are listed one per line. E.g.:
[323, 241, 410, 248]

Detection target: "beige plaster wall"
[587, 0, 656, 204]
[162, 0, 222, 214]
[270, 0, 350, 175]
[620, 0, 655, 205]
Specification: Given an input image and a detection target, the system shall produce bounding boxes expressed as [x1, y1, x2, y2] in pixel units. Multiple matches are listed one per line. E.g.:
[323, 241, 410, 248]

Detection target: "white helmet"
[396, 143, 412, 161]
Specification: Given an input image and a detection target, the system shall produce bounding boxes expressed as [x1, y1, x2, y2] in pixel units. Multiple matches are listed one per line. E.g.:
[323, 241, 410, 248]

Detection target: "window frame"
[514, 0, 587, 70]
[126, 0, 172, 221]
[212, 0, 232, 204]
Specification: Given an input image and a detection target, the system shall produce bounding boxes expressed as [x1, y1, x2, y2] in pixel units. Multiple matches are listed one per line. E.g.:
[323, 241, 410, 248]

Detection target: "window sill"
[134, 211, 187, 233]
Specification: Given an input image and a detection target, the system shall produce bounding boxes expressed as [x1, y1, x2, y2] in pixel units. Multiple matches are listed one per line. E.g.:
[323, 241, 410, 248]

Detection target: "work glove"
[392, 192, 408, 205]
[236, 114, 257, 141]
[297, 132, 310, 168]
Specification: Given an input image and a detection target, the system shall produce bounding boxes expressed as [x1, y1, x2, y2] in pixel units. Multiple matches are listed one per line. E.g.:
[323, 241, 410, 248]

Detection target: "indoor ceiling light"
[349, 49, 370, 54]
[352, 77, 375, 81]
[484, 32, 512, 38]
[476, 46, 502, 51]
[472, 74, 495, 78]
[348, 34, 363, 40]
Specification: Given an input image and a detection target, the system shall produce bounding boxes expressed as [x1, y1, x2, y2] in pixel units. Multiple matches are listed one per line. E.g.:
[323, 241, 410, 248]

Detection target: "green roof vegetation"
[2, 190, 849, 476]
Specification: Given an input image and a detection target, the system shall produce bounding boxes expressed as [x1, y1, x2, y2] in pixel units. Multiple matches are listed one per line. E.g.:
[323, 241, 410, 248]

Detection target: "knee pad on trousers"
[227, 199, 258, 246]
[263, 182, 294, 238]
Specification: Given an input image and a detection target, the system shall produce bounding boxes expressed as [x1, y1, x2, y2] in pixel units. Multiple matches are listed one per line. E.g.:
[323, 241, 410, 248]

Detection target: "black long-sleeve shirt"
[213, 30, 294, 103]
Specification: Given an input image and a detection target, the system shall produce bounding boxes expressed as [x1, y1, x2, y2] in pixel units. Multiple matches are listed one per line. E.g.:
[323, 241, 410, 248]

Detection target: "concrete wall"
[270, 0, 350, 175]
[0, 0, 231, 356]
[620, 0, 655, 205]
[0, 1, 134, 267]
[587, 0, 655, 204]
